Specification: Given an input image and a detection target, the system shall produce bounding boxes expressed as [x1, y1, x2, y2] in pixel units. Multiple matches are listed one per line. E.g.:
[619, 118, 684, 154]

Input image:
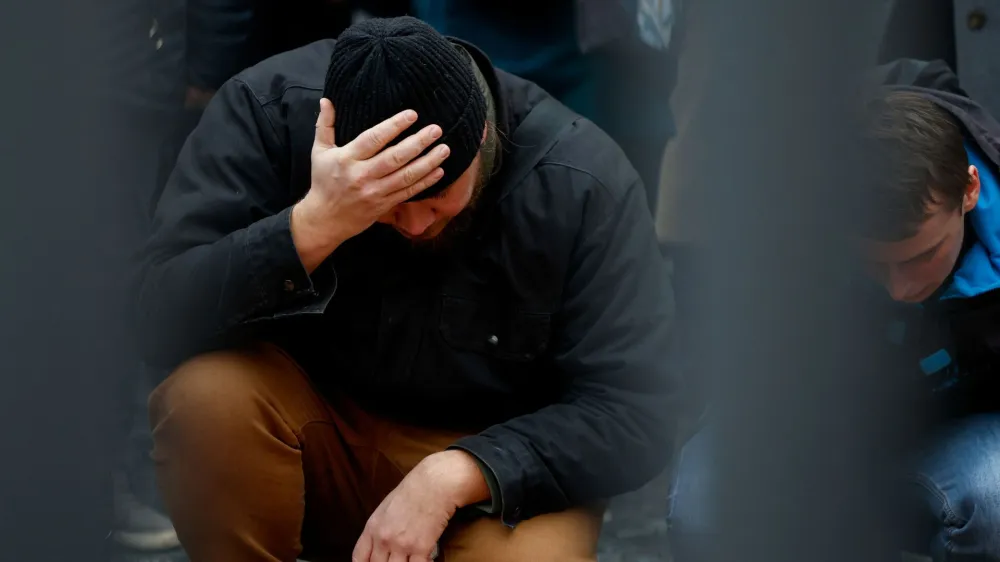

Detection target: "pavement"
[598, 471, 672, 562]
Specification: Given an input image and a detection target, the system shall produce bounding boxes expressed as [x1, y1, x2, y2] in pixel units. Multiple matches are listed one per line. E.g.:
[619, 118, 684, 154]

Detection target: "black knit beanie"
[323, 16, 488, 200]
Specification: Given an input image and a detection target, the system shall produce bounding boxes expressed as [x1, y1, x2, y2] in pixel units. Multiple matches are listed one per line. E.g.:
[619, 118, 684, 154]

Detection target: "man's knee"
[441, 507, 602, 562]
[915, 415, 1000, 560]
[148, 345, 296, 439]
[915, 468, 1000, 560]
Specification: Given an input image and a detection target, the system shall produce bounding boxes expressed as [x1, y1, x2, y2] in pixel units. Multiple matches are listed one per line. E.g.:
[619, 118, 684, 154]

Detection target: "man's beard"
[407, 172, 489, 254]
[406, 122, 499, 255]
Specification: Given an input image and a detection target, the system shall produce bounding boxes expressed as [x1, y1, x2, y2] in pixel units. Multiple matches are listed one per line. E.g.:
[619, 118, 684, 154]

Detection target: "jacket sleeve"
[138, 78, 327, 365]
[451, 177, 678, 524]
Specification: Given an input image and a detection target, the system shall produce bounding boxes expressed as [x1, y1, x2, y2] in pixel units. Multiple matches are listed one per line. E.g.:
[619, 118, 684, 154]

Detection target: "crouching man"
[138, 16, 678, 562]
[858, 59, 1000, 561]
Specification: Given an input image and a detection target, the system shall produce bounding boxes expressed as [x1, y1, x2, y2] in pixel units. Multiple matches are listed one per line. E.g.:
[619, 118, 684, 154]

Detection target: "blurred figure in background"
[411, 0, 679, 215]
[114, 0, 358, 557]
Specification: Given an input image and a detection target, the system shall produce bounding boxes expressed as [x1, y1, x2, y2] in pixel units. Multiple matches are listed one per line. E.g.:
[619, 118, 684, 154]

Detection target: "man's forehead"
[861, 199, 960, 261]
[862, 234, 938, 263]
[861, 216, 949, 263]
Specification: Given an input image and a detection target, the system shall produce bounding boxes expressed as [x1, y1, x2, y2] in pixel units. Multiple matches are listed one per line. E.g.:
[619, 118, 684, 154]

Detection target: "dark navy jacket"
[139, 39, 678, 524]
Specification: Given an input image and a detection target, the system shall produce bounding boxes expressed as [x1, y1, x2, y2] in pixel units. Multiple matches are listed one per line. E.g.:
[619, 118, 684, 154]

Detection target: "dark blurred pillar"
[0, 0, 133, 559]
[678, 1, 907, 561]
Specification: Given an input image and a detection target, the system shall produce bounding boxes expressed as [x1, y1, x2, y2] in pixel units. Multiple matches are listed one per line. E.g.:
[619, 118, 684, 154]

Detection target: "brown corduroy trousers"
[149, 344, 602, 562]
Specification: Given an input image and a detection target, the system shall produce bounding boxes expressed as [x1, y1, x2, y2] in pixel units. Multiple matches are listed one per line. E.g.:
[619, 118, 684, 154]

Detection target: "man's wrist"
[419, 450, 491, 509]
[290, 196, 346, 273]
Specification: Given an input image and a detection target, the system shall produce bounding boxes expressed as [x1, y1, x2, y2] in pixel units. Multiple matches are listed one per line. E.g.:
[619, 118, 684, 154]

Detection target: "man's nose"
[393, 205, 436, 237]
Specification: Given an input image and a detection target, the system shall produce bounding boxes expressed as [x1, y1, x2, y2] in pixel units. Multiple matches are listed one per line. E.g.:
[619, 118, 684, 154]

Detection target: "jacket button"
[149, 18, 158, 38]
[487, 335, 499, 345]
[283, 279, 296, 292]
[968, 9, 987, 31]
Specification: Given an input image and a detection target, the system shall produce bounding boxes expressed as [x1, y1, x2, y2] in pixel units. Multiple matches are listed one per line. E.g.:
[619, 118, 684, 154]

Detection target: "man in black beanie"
[138, 16, 677, 562]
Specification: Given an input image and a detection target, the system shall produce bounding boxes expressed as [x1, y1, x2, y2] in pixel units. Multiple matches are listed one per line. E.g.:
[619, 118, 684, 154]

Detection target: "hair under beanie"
[323, 16, 488, 200]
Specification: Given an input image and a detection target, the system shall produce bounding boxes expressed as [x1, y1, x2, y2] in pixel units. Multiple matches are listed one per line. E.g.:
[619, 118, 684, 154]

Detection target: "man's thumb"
[314, 98, 336, 149]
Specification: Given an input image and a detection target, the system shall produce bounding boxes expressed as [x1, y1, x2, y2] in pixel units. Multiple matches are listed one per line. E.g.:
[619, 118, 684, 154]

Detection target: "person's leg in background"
[909, 413, 1000, 561]
[669, 415, 1000, 562]
[110, 101, 188, 554]
[149, 344, 604, 562]
[665, 426, 716, 562]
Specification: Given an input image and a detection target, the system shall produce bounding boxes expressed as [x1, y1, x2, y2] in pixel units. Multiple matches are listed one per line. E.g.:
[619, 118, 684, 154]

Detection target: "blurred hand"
[184, 86, 215, 109]
[352, 450, 490, 562]
[292, 98, 450, 271]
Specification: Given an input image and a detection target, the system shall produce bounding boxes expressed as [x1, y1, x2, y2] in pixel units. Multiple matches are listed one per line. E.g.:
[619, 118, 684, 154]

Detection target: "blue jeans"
[668, 414, 1000, 561]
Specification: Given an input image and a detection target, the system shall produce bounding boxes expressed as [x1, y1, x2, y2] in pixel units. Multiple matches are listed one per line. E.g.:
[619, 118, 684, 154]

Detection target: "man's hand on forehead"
[314, 99, 449, 194]
[344, 108, 450, 190]
[291, 98, 452, 272]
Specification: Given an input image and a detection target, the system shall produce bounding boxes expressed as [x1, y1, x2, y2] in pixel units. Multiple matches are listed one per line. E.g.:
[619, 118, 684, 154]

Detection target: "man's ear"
[965, 165, 981, 213]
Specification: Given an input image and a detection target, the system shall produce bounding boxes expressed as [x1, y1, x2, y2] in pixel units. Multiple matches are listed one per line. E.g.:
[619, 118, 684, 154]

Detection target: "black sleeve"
[451, 177, 679, 525]
[187, 0, 258, 91]
[138, 78, 330, 365]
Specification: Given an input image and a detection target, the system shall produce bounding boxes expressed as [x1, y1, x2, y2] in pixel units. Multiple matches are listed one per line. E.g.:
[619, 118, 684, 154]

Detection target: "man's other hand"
[351, 450, 490, 562]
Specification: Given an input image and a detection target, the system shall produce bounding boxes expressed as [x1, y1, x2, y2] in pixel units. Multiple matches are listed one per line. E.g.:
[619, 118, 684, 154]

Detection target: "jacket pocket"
[439, 296, 552, 362]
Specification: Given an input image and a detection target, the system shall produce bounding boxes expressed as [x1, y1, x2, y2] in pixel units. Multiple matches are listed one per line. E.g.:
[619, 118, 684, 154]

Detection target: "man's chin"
[396, 228, 459, 253]
[901, 286, 939, 304]
[400, 231, 441, 244]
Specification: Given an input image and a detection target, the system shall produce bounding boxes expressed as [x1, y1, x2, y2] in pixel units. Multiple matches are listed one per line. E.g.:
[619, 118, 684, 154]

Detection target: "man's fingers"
[314, 98, 337, 150]
[365, 124, 443, 179]
[385, 167, 446, 206]
[352, 533, 373, 562]
[370, 544, 391, 562]
[380, 145, 450, 201]
[387, 552, 408, 562]
[344, 109, 419, 160]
